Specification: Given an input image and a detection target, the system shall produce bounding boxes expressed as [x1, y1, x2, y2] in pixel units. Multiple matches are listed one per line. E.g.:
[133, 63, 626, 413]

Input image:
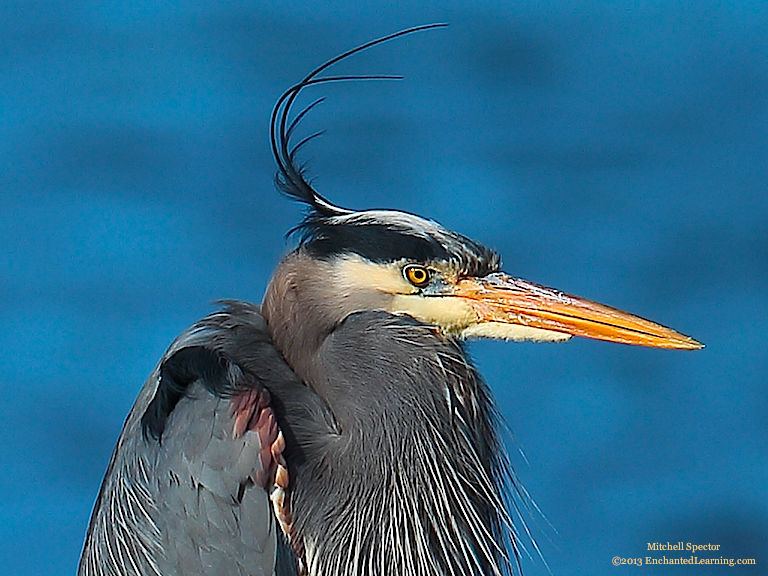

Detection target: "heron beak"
[452, 273, 703, 349]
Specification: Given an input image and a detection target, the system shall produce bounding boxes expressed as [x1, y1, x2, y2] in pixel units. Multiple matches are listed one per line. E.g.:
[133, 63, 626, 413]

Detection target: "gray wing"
[78, 302, 322, 576]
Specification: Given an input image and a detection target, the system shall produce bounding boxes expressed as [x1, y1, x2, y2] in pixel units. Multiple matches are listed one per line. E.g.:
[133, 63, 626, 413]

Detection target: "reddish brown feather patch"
[231, 388, 271, 438]
[231, 388, 305, 573]
[231, 388, 278, 489]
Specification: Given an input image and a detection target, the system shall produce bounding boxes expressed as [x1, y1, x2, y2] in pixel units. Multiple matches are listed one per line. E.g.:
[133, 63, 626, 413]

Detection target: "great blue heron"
[78, 25, 702, 576]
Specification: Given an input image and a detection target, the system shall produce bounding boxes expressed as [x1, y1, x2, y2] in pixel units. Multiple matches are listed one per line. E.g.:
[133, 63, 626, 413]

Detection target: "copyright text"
[611, 541, 756, 567]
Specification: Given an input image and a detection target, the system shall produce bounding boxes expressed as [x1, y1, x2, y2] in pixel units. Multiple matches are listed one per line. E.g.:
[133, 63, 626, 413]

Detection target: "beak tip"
[662, 333, 704, 350]
[684, 338, 705, 350]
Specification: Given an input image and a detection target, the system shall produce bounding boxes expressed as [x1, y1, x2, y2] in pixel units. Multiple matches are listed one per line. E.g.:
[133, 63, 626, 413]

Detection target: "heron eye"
[404, 265, 430, 287]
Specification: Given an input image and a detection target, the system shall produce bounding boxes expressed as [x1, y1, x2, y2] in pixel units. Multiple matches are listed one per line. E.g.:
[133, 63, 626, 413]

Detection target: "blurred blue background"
[2, 1, 766, 574]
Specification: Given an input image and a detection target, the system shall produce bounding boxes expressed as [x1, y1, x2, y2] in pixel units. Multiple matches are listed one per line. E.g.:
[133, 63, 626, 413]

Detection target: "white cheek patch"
[390, 295, 477, 334]
[335, 256, 416, 295]
[460, 322, 572, 342]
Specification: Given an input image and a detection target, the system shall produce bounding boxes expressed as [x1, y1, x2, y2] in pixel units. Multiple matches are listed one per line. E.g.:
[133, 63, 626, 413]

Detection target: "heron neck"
[261, 250, 389, 383]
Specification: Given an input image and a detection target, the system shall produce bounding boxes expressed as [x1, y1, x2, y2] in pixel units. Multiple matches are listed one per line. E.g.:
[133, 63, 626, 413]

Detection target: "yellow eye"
[404, 264, 430, 287]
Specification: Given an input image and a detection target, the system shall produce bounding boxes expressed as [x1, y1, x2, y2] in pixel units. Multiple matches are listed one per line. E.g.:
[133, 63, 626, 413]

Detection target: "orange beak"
[452, 273, 702, 350]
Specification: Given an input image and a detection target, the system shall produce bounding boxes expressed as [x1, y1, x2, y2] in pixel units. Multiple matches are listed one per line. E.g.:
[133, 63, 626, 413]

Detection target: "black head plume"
[270, 24, 448, 219]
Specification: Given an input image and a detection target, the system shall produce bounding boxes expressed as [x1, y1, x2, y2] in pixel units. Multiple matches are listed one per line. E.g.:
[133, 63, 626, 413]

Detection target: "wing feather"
[78, 302, 318, 576]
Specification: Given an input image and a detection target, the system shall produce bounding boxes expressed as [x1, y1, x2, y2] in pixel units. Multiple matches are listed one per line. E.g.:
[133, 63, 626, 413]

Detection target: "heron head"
[265, 26, 702, 352]
[282, 208, 702, 350]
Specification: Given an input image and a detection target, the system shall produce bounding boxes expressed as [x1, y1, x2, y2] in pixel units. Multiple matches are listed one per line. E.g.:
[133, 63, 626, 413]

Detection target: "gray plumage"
[277, 309, 512, 576]
[80, 294, 516, 576]
[79, 304, 307, 576]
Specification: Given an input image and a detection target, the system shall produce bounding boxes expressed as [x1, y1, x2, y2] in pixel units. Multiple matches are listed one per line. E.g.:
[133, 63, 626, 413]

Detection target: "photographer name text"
[648, 542, 720, 553]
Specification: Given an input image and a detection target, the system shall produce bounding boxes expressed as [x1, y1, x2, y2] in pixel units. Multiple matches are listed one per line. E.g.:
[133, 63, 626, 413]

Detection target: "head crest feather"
[270, 24, 448, 219]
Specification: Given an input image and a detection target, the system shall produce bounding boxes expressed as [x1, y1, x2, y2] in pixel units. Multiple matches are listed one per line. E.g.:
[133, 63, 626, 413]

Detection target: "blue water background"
[2, 1, 766, 574]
